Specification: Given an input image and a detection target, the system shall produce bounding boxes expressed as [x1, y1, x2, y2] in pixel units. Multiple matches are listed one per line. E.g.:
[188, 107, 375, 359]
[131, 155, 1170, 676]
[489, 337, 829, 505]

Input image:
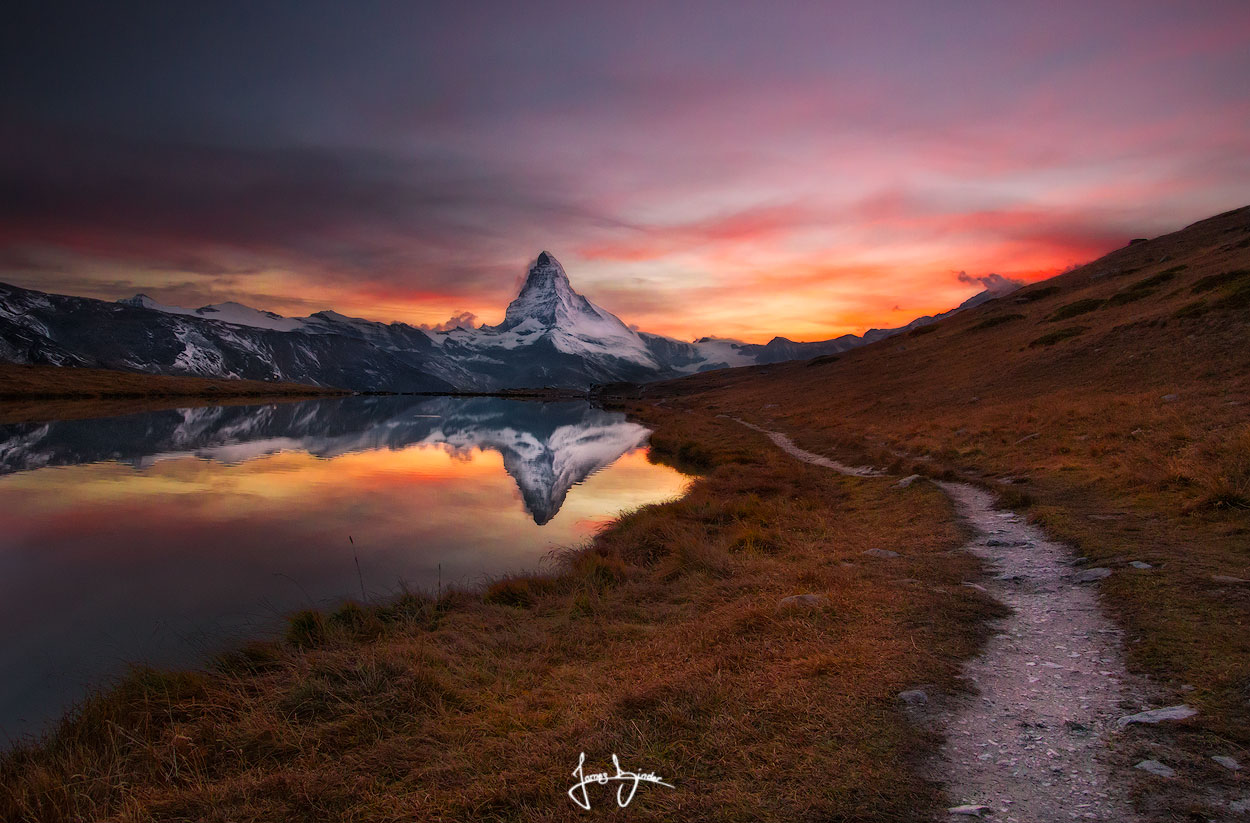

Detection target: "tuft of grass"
[908, 324, 939, 337]
[1107, 269, 1184, 306]
[1190, 269, 1249, 294]
[1168, 428, 1250, 512]
[286, 610, 326, 648]
[996, 487, 1035, 510]
[1106, 289, 1151, 306]
[482, 575, 554, 607]
[1047, 298, 1105, 321]
[567, 550, 628, 589]
[967, 313, 1024, 332]
[806, 353, 841, 366]
[1029, 326, 1088, 347]
[1173, 299, 1208, 319]
[1014, 285, 1061, 303]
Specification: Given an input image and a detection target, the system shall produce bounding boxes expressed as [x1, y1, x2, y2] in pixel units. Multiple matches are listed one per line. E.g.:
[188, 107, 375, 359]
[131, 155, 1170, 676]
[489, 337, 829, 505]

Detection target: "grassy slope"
[0, 363, 345, 424]
[646, 205, 1250, 818]
[0, 410, 1004, 822]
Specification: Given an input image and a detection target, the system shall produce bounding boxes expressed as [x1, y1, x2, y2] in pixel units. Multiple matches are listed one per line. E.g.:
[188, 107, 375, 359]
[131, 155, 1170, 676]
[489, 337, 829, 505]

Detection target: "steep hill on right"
[648, 204, 1250, 819]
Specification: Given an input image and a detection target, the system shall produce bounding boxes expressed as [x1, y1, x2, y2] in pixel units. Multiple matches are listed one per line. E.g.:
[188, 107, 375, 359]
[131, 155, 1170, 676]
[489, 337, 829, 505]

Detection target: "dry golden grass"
[645, 204, 1250, 819]
[0, 410, 1003, 822]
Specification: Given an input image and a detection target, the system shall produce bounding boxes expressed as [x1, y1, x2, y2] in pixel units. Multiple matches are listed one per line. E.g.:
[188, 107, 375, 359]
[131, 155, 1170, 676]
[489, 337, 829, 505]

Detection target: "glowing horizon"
[2, 2, 1248, 343]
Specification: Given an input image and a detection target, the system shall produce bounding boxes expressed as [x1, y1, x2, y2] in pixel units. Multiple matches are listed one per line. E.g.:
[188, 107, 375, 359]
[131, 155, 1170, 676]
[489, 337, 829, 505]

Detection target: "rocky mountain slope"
[0, 252, 1017, 391]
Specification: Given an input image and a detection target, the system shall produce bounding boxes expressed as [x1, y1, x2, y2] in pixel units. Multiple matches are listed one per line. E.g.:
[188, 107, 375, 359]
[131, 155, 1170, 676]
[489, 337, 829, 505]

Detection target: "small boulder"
[1074, 567, 1112, 583]
[961, 581, 988, 593]
[1129, 561, 1153, 570]
[777, 593, 827, 611]
[1135, 759, 1176, 778]
[894, 474, 923, 489]
[1212, 575, 1249, 585]
[1212, 755, 1241, 771]
[947, 805, 991, 817]
[1161, 394, 1178, 402]
[897, 689, 928, 706]
[1117, 704, 1197, 728]
[863, 548, 901, 559]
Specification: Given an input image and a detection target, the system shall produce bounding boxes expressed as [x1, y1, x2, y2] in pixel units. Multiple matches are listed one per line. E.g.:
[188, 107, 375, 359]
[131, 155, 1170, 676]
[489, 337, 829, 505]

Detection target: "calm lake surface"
[0, 396, 687, 742]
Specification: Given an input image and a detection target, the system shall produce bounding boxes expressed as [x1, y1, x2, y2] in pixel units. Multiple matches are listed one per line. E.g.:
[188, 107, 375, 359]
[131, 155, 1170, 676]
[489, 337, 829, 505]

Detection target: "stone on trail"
[1135, 759, 1176, 778]
[897, 689, 929, 706]
[776, 593, 827, 611]
[862, 548, 901, 559]
[1116, 704, 1197, 728]
[1073, 567, 1112, 583]
[947, 805, 991, 817]
[1212, 755, 1241, 771]
[894, 474, 923, 489]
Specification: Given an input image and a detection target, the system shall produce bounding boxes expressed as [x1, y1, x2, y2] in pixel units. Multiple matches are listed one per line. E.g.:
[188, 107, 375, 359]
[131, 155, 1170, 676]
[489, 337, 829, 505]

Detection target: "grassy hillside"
[645, 204, 1250, 818]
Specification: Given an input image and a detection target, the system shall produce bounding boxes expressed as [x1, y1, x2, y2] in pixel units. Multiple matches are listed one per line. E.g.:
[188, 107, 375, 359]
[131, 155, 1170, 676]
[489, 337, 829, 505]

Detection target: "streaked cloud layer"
[3, 1, 1248, 341]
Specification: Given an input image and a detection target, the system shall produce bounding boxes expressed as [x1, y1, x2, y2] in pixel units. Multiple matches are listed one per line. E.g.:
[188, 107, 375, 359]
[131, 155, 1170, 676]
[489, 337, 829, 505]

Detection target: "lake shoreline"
[0, 363, 612, 425]
[0, 401, 1000, 821]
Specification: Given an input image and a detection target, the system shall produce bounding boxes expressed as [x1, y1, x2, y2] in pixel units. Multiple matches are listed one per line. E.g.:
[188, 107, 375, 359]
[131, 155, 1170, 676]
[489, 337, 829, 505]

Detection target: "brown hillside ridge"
[0, 363, 346, 424]
[641, 204, 1250, 820]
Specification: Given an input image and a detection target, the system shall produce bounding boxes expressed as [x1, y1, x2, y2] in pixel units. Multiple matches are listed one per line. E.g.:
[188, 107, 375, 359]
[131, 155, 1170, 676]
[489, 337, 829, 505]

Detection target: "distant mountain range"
[0, 252, 1018, 390]
[0, 395, 648, 525]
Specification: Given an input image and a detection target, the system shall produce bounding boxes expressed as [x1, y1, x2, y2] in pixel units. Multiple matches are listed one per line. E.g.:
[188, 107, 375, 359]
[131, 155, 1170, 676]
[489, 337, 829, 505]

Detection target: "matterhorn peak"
[521, 251, 571, 290]
[494, 251, 591, 331]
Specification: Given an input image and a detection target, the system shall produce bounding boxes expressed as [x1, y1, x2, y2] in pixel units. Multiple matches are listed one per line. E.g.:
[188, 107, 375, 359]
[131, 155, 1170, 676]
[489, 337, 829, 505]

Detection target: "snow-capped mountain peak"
[495, 251, 600, 332]
[5, 250, 1021, 392]
[119, 294, 194, 316]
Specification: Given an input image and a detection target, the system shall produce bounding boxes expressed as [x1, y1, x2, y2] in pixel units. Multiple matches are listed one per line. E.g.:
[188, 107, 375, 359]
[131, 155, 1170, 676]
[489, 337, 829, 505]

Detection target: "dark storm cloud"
[0, 124, 625, 300]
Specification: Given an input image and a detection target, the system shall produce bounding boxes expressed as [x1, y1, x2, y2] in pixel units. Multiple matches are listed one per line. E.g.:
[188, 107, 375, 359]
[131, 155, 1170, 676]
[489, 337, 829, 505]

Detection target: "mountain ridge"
[0, 251, 1018, 390]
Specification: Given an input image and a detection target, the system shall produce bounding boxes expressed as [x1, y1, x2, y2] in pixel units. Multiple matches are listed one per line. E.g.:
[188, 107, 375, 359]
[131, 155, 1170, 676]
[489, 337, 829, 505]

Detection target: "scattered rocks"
[776, 593, 827, 611]
[1116, 704, 1197, 728]
[862, 548, 901, 559]
[1074, 567, 1112, 583]
[894, 474, 923, 489]
[898, 688, 929, 706]
[947, 805, 991, 817]
[1128, 561, 1153, 570]
[1212, 755, 1241, 771]
[1135, 759, 1176, 778]
[1212, 574, 1250, 585]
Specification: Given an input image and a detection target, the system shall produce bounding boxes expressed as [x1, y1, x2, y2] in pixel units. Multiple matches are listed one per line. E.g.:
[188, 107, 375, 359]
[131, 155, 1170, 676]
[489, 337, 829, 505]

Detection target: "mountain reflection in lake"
[0, 396, 687, 741]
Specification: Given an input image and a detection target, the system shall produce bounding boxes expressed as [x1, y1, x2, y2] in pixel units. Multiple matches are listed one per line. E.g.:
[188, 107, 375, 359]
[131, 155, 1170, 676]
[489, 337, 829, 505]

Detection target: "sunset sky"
[2, 1, 1248, 342]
